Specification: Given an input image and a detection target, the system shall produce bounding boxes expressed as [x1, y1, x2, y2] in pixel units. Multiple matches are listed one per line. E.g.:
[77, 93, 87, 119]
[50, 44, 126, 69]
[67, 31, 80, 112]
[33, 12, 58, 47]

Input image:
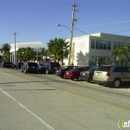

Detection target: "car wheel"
[46, 69, 49, 74]
[113, 79, 121, 88]
[87, 80, 90, 82]
[60, 75, 64, 78]
[77, 77, 80, 81]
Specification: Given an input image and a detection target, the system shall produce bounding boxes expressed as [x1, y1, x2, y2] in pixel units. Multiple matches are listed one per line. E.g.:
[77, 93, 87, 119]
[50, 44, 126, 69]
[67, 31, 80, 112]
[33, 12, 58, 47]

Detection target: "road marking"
[2, 70, 130, 112]
[0, 88, 55, 130]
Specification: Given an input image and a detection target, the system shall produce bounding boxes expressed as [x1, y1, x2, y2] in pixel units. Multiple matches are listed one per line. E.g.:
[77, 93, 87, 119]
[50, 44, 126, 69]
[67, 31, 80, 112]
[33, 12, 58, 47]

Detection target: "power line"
[17, 5, 70, 34]
[74, 27, 88, 34]
[77, 20, 130, 28]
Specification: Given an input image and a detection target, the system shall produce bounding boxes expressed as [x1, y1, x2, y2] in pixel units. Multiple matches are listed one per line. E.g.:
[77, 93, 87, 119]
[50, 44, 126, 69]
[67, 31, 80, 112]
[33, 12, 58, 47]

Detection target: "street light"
[57, 24, 74, 65]
[56, 24, 70, 31]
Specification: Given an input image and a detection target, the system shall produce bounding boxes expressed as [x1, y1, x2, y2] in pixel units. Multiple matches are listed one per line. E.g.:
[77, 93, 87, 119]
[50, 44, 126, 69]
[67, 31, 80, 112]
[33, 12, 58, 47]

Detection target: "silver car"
[93, 65, 130, 87]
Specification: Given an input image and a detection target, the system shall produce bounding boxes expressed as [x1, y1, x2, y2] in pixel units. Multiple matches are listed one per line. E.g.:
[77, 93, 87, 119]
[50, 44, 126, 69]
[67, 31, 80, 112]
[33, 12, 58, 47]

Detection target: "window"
[108, 41, 111, 50]
[113, 67, 121, 72]
[95, 40, 110, 50]
[96, 40, 100, 49]
[97, 66, 111, 71]
[119, 42, 124, 47]
[100, 40, 107, 50]
[91, 39, 95, 49]
[113, 67, 129, 72]
[114, 41, 118, 49]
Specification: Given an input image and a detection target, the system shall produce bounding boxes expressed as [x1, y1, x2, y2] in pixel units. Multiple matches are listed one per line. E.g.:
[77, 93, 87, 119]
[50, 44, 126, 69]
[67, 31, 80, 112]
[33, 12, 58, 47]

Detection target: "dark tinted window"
[81, 67, 90, 71]
[44, 62, 50, 66]
[113, 67, 121, 72]
[44, 62, 60, 67]
[97, 66, 111, 71]
[87, 67, 97, 71]
[51, 62, 60, 67]
[72, 67, 81, 71]
[28, 63, 38, 66]
[113, 67, 130, 72]
[123, 67, 130, 72]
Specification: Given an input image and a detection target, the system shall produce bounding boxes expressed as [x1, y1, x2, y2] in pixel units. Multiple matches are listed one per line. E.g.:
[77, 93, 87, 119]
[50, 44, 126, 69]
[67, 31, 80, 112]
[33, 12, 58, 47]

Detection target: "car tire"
[87, 80, 90, 82]
[113, 79, 121, 88]
[77, 77, 80, 81]
[60, 75, 64, 78]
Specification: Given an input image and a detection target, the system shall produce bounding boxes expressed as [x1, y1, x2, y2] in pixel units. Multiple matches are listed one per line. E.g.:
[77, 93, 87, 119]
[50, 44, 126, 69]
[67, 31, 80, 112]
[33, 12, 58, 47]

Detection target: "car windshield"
[72, 67, 80, 71]
[60, 66, 67, 69]
[87, 67, 97, 71]
[28, 63, 38, 66]
[51, 62, 60, 67]
[96, 66, 111, 71]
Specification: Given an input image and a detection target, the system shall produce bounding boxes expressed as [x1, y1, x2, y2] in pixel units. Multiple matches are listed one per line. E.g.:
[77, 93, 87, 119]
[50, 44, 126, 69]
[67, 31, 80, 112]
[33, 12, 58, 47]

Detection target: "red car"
[64, 66, 91, 80]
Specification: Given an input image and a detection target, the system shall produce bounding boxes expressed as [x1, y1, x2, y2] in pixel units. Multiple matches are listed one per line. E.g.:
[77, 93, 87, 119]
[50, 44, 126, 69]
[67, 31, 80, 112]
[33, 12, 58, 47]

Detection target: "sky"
[0, 0, 130, 48]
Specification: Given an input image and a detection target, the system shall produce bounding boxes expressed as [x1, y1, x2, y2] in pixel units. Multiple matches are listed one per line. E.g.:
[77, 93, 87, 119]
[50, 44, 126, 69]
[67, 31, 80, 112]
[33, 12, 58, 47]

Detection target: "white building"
[10, 41, 44, 63]
[64, 32, 130, 66]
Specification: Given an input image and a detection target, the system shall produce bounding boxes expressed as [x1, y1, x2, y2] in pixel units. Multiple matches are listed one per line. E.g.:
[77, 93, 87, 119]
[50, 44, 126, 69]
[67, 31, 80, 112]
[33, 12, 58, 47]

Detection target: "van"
[93, 65, 130, 87]
[43, 62, 60, 74]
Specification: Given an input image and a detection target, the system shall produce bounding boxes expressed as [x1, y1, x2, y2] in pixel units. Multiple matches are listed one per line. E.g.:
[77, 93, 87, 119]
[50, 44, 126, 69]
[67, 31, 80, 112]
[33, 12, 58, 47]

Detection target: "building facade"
[10, 41, 44, 63]
[64, 33, 130, 66]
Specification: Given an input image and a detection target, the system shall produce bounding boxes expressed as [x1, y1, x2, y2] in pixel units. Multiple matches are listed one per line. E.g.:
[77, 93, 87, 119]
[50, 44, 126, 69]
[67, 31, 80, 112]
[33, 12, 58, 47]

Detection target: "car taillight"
[106, 71, 110, 76]
[86, 73, 90, 76]
[27, 66, 29, 69]
[59, 70, 63, 73]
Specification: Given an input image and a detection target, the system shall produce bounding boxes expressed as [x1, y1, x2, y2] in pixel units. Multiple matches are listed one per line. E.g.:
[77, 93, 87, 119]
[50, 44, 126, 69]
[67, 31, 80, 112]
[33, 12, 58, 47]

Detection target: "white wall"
[73, 35, 90, 66]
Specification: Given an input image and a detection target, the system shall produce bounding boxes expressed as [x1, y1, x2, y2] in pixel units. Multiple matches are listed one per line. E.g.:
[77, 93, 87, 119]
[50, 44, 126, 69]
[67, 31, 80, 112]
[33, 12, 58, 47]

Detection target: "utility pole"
[68, 1, 78, 65]
[14, 32, 17, 64]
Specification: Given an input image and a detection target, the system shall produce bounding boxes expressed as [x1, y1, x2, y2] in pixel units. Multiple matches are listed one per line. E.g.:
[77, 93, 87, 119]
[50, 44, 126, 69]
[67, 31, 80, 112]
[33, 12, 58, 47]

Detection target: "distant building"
[64, 32, 130, 66]
[10, 41, 44, 63]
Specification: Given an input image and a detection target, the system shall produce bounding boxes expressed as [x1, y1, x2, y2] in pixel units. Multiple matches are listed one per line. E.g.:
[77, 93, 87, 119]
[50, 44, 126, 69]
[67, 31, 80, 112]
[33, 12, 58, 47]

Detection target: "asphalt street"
[0, 68, 130, 130]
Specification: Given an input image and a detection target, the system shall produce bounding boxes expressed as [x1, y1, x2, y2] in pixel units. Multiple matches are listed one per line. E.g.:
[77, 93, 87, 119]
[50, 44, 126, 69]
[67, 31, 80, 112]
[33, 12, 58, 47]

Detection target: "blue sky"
[0, 0, 130, 48]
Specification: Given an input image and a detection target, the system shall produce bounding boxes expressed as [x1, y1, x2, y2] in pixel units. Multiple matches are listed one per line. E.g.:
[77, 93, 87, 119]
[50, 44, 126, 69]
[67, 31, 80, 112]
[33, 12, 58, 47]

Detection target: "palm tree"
[56, 38, 69, 66]
[2, 51, 10, 61]
[47, 38, 69, 66]
[119, 45, 129, 65]
[17, 47, 35, 61]
[0, 43, 10, 61]
[47, 38, 59, 62]
[110, 47, 122, 65]
[1, 43, 10, 52]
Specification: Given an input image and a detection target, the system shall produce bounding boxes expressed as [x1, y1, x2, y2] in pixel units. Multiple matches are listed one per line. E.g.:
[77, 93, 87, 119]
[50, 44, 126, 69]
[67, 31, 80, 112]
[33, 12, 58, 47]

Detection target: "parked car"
[55, 66, 78, 78]
[21, 62, 39, 73]
[12, 62, 23, 69]
[1, 61, 13, 68]
[64, 66, 91, 80]
[93, 65, 130, 87]
[42, 62, 61, 74]
[78, 67, 97, 82]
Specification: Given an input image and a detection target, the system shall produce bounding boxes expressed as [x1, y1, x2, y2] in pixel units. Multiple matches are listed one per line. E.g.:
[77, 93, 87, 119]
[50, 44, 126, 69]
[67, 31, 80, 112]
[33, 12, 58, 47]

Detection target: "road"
[0, 68, 130, 130]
